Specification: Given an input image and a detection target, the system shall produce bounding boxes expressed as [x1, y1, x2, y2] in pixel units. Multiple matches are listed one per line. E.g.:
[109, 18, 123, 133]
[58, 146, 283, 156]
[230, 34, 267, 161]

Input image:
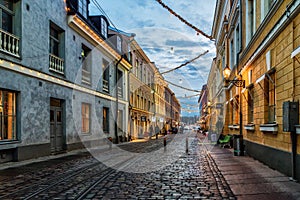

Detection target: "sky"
[89, 0, 217, 116]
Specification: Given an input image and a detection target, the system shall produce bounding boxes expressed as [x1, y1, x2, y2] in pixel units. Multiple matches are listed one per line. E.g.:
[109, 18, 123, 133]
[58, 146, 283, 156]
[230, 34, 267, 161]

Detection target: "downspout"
[238, 0, 243, 136]
[115, 56, 123, 144]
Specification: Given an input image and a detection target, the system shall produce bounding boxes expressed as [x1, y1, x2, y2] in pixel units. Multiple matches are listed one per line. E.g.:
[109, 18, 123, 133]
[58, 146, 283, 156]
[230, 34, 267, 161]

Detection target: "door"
[50, 98, 64, 153]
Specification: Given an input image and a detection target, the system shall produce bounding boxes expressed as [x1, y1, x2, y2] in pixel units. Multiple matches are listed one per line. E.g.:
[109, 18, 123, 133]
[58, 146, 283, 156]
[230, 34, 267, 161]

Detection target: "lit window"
[247, 87, 254, 123]
[0, 90, 17, 141]
[266, 73, 276, 123]
[101, 18, 107, 38]
[103, 107, 109, 133]
[81, 103, 90, 133]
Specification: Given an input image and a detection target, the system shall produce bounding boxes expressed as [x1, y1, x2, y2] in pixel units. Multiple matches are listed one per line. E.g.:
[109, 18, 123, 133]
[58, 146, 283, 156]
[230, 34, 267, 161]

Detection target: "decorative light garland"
[155, 0, 214, 40]
[164, 79, 201, 93]
[160, 50, 209, 74]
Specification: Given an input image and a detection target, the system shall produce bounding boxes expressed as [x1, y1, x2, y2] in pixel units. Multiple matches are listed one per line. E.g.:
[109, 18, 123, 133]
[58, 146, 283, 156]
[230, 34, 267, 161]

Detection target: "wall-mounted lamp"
[223, 65, 245, 88]
[79, 50, 85, 60]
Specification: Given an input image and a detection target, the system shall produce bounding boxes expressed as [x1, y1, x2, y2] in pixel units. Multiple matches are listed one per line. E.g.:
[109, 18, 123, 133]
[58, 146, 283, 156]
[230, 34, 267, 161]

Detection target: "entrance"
[50, 98, 65, 153]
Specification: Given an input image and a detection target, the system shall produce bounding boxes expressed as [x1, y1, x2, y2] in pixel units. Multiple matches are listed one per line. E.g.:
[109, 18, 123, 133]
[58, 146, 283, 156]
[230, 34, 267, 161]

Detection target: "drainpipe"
[115, 56, 123, 144]
[238, 0, 243, 137]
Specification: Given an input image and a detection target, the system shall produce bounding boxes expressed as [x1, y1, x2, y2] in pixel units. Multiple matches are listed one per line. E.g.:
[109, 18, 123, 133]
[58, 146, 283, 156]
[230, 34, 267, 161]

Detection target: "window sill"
[0, 140, 21, 150]
[228, 125, 239, 130]
[295, 125, 300, 134]
[259, 123, 278, 133]
[244, 124, 255, 131]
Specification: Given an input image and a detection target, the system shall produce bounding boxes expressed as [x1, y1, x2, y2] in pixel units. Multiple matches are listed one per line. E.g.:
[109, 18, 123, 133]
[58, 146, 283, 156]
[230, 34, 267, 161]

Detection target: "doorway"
[50, 98, 65, 153]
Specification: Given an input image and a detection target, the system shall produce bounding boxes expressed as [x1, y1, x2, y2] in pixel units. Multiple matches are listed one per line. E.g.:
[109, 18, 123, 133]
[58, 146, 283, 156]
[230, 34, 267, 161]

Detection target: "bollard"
[186, 137, 188, 153]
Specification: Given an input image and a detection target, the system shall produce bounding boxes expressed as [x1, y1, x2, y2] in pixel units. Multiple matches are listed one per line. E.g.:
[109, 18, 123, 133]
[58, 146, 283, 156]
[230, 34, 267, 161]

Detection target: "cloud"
[89, 0, 217, 116]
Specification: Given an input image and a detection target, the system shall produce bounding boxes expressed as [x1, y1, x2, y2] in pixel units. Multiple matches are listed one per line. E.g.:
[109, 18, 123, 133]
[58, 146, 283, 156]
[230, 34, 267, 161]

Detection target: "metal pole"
[186, 137, 188, 153]
[291, 131, 297, 181]
[115, 56, 123, 144]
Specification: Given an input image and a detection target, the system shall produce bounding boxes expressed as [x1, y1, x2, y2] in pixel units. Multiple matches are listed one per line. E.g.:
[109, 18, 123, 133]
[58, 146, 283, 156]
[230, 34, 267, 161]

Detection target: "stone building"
[211, 0, 300, 179]
[0, 0, 131, 162]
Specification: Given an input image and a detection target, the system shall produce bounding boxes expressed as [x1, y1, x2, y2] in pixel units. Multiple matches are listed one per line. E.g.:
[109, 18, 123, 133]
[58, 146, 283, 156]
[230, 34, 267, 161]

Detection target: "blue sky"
[89, 0, 216, 116]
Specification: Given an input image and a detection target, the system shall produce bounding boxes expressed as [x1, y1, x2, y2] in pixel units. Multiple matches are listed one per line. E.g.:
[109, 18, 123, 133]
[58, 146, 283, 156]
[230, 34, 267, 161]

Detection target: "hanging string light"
[155, 0, 214, 40]
[164, 79, 201, 93]
[177, 94, 200, 98]
[161, 50, 209, 74]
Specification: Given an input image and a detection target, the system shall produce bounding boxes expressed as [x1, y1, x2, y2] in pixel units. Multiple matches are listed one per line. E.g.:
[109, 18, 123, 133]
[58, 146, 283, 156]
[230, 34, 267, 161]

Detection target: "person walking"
[149, 125, 154, 139]
[155, 124, 160, 139]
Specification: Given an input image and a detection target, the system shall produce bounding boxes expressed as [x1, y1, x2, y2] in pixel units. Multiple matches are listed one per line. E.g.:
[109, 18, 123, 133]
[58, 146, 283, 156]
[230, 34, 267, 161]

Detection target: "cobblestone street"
[0, 133, 235, 199]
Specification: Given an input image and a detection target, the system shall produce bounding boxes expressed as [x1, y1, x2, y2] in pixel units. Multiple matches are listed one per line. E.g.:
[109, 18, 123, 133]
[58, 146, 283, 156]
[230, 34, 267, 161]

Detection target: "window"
[78, 0, 88, 18]
[266, 73, 276, 123]
[81, 44, 91, 84]
[81, 103, 90, 133]
[49, 22, 64, 73]
[247, 87, 254, 123]
[102, 59, 109, 93]
[261, 0, 275, 21]
[117, 69, 124, 98]
[235, 25, 240, 54]
[230, 39, 235, 67]
[101, 18, 107, 38]
[103, 107, 109, 133]
[117, 110, 123, 134]
[0, 90, 16, 141]
[246, 0, 255, 44]
[0, 0, 13, 33]
[135, 59, 139, 77]
[117, 36, 122, 53]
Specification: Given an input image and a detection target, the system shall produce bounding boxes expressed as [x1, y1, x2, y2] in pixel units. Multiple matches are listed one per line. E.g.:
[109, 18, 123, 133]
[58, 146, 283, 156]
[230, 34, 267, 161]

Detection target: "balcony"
[0, 29, 20, 57]
[82, 69, 91, 85]
[103, 79, 109, 93]
[49, 54, 64, 74]
[118, 86, 123, 98]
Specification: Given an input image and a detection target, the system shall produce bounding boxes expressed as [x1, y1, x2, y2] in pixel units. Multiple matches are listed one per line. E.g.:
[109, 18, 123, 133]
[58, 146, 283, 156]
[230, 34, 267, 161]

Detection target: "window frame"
[0, 0, 13, 33]
[266, 72, 276, 123]
[78, 0, 88, 19]
[247, 87, 254, 124]
[103, 107, 109, 133]
[101, 17, 107, 38]
[81, 44, 91, 85]
[0, 89, 17, 141]
[81, 103, 90, 134]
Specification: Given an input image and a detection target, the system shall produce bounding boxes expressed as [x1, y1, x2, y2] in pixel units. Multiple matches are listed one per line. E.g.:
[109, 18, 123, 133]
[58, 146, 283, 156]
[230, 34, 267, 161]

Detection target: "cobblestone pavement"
[0, 133, 235, 199]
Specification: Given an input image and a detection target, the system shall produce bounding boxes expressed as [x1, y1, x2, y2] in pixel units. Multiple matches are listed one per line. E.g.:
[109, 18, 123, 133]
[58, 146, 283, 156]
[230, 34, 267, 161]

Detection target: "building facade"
[211, 0, 300, 180]
[0, 0, 132, 162]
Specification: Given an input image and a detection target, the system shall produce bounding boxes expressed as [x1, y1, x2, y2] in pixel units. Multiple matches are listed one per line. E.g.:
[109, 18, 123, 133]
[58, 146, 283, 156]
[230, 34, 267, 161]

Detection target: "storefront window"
[0, 90, 17, 141]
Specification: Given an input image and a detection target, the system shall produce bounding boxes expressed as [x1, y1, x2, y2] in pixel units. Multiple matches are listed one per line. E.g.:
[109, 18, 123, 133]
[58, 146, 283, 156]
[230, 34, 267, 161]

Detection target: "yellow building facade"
[211, 0, 300, 179]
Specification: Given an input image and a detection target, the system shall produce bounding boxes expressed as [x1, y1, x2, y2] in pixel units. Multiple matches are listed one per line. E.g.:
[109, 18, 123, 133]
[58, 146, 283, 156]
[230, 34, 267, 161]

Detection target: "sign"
[141, 116, 146, 122]
[152, 116, 156, 122]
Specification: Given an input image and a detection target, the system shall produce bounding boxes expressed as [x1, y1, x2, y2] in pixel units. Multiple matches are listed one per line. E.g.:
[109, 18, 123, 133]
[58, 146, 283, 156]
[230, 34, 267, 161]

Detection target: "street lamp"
[223, 65, 245, 134]
[223, 65, 245, 88]
[223, 65, 245, 156]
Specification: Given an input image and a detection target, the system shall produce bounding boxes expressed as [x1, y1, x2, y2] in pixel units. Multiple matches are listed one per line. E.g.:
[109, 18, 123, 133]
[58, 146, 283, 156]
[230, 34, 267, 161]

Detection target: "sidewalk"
[209, 146, 300, 200]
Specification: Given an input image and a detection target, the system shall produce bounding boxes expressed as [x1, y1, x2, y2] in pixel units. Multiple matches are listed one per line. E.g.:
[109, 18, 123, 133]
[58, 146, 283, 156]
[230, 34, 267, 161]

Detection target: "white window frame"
[101, 18, 107, 38]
